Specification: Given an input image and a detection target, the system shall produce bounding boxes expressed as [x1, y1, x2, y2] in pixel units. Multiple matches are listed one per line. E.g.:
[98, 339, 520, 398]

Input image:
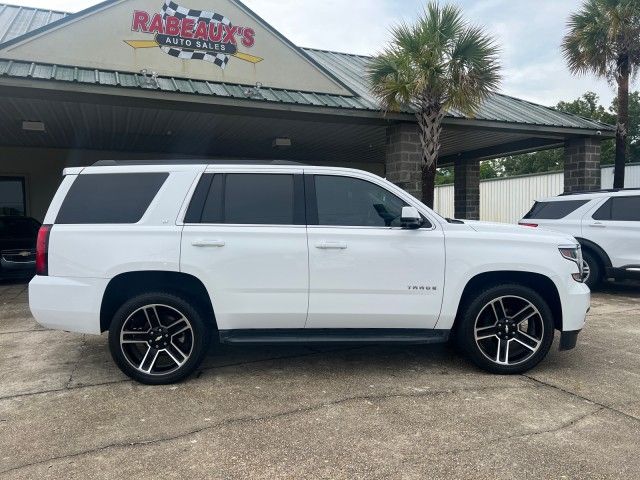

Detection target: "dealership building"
[0, 0, 614, 222]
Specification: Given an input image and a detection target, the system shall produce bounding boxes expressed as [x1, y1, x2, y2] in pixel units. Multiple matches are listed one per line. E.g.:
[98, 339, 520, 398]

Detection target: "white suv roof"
[538, 188, 640, 202]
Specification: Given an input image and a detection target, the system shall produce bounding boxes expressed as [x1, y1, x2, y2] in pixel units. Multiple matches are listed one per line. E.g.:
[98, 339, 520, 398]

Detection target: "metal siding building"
[0, 0, 614, 221]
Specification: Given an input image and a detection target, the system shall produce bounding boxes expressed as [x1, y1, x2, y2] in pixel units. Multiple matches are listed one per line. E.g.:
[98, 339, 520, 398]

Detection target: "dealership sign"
[126, 1, 262, 69]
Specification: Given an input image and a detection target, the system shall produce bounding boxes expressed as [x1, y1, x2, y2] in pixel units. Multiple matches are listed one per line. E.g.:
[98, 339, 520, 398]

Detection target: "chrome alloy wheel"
[119, 304, 194, 376]
[582, 259, 591, 283]
[474, 296, 544, 366]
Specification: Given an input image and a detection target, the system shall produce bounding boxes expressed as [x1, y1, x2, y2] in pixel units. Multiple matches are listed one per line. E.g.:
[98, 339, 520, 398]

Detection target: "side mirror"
[401, 206, 423, 229]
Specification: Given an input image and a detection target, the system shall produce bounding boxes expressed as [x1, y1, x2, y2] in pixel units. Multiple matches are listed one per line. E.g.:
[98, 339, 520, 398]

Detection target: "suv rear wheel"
[457, 284, 554, 374]
[108, 292, 211, 384]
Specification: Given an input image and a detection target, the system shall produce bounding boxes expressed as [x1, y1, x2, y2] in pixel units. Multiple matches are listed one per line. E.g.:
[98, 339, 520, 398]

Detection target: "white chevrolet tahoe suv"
[519, 189, 640, 289]
[29, 161, 589, 384]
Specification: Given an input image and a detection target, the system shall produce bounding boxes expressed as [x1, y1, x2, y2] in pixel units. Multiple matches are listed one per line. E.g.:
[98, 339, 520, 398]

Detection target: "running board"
[219, 329, 450, 345]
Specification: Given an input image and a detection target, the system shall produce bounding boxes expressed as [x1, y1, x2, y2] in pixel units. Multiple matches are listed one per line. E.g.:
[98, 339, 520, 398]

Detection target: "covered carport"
[0, 1, 615, 221]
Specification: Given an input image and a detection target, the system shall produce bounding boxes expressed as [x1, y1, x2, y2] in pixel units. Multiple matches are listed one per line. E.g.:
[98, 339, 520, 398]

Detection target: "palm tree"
[563, 0, 640, 189]
[368, 2, 500, 208]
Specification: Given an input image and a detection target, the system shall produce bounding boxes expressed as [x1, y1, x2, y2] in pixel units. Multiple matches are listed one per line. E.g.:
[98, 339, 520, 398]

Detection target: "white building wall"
[601, 164, 640, 188]
[434, 164, 640, 224]
[433, 184, 454, 219]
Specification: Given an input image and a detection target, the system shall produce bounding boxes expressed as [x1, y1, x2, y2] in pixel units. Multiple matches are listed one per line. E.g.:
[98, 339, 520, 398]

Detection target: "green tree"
[480, 160, 500, 179]
[500, 149, 564, 177]
[436, 167, 454, 185]
[435, 160, 499, 185]
[562, 0, 640, 188]
[368, 2, 500, 207]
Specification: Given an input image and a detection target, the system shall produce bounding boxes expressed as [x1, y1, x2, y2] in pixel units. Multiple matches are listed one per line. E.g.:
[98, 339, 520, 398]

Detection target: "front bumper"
[555, 277, 589, 352]
[559, 329, 581, 351]
[560, 279, 590, 333]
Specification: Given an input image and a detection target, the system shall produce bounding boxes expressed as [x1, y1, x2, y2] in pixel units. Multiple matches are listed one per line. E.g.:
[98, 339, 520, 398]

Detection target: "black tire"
[456, 284, 555, 374]
[108, 292, 211, 385]
[582, 250, 602, 290]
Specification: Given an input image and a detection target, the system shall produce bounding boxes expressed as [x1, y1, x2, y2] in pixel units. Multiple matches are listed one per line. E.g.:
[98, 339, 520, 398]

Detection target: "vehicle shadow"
[197, 341, 476, 379]
[596, 280, 640, 298]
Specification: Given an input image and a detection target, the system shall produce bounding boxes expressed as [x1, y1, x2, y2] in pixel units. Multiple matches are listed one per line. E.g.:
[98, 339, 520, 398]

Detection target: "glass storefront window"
[0, 177, 26, 216]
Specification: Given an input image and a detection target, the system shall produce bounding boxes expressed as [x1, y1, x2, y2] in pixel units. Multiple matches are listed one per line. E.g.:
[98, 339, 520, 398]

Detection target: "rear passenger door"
[180, 168, 309, 331]
[586, 195, 640, 268]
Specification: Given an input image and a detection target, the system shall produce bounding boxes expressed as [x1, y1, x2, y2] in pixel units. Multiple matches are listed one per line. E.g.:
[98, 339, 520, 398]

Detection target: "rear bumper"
[28, 275, 107, 335]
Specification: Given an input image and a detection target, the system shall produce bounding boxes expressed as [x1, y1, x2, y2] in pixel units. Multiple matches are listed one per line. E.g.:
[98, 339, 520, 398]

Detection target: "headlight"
[559, 245, 583, 282]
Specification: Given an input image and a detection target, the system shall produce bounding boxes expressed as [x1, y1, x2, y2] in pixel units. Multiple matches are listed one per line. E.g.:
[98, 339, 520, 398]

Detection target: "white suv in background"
[519, 189, 640, 288]
[29, 161, 589, 384]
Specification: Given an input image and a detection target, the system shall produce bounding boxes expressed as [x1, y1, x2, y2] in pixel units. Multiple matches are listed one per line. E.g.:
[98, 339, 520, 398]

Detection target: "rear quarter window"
[523, 200, 589, 220]
[55, 173, 168, 224]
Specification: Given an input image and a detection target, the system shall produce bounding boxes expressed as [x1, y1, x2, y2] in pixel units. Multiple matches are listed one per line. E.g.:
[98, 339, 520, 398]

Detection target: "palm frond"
[368, 1, 502, 118]
[447, 26, 501, 113]
[367, 51, 416, 112]
[562, 0, 640, 80]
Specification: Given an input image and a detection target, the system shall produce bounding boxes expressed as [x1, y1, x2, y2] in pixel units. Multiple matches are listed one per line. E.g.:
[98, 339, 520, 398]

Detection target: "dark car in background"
[0, 216, 40, 280]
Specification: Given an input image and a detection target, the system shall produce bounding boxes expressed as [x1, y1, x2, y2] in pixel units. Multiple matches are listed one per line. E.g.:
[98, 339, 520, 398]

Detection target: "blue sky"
[11, 0, 622, 107]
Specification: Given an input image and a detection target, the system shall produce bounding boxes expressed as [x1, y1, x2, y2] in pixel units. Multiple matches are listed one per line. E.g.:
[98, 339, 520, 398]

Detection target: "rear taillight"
[519, 222, 538, 228]
[35, 225, 52, 276]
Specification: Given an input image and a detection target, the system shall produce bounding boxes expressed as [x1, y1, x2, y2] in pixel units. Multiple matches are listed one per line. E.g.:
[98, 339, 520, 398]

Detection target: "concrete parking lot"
[0, 281, 639, 479]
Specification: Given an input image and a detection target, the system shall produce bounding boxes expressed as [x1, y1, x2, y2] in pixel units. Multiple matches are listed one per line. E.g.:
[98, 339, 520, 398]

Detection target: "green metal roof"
[0, 3, 67, 43]
[0, 2, 615, 134]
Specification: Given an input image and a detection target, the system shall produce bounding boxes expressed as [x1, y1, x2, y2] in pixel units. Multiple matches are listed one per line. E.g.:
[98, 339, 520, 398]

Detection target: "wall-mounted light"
[22, 121, 45, 132]
[272, 137, 292, 148]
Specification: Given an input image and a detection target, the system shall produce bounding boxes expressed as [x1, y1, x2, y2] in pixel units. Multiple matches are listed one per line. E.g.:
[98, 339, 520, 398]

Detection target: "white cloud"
[6, 0, 630, 107]
[241, 0, 420, 56]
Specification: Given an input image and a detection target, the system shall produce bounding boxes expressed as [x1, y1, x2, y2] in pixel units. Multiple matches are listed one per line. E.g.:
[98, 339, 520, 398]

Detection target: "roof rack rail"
[92, 159, 307, 167]
[559, 188, 640, 196]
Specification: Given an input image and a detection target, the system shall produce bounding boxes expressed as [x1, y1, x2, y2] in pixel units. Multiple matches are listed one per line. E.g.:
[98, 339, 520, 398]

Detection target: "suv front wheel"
[108, 292, 211, 384]
[457, 284, 555, 374]
[581, 250, 602, 289]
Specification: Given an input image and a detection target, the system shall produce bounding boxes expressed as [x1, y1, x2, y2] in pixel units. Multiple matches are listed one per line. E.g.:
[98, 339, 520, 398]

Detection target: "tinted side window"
[186, 173, 301, 225]
[224, 174, 295, 225]
[611, 196, 640, 221]
[523, 200, 589, 220]
[184, 173, 223, 224]
[314, 175, 409, 227]
[592, 199, 611, 220]
[0, 177, 26, 216]
[56, 173, 168, 224]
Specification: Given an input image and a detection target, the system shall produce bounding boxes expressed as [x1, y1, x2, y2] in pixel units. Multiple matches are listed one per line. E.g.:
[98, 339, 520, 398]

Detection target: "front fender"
[436, 261, 563, 330]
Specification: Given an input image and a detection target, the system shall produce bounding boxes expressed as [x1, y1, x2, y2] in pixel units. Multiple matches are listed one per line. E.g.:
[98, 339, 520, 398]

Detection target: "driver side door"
[305, 172, 445, 329]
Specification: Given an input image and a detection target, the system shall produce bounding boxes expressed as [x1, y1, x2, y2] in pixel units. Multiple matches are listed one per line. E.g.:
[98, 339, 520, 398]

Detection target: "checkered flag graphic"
[160, 0, 233, 69]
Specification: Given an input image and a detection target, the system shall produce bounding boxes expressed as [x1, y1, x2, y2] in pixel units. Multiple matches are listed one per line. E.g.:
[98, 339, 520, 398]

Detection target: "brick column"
[385, 123, 422, 199]
[564, 138, 601, 193]
[454, 158, 480, 220]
